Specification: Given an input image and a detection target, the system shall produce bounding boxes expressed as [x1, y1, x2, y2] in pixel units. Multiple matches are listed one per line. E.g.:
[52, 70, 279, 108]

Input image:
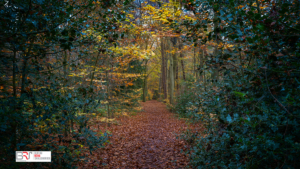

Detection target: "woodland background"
[0, 0, 299, 168]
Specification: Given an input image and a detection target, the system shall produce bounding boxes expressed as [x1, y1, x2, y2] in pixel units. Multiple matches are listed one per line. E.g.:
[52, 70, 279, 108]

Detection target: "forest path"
[80, 100, 194, 169]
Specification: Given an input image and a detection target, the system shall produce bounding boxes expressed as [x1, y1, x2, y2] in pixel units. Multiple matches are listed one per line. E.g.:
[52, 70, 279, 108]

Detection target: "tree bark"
[21, 37, 35, 95]
[161, 37, 167, 100]
[179, 39, 186, 81]
[90, 51, 101, 86]
[199, 46, 204, 82]
[170, 37, 177, 105]
[12, 50, 17, 97]
[170, 55, 174, 105]
[159, 73, 162, 94]
[193, 45, 196, 77]
[176, 55, 179, 91]
[63, 50, 69, 137]
[106, 56, 111, 127]
[212, 7, 220, 83]
[143, 60, 148, 102]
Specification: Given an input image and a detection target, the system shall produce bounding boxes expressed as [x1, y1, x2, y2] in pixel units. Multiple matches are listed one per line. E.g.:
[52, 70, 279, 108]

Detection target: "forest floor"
[78, 100, 202, 169]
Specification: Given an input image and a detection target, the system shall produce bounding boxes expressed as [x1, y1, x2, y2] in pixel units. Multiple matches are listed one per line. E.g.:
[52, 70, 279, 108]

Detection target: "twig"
[283, 119, 289, 139]
[264, 68, 297, 141]
[253, 94, 265, 110]
[279, 158, 286, 169]
[264, 69, 291, 115]
[146, 65, 158, 77]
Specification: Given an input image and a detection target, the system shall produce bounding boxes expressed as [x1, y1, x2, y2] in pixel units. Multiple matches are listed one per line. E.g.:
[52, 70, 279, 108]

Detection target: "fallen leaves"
[77, 101, 195, 168]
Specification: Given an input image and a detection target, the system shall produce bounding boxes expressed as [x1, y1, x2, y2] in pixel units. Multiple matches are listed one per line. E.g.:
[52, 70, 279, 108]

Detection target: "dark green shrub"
[175, 0, 300, 168]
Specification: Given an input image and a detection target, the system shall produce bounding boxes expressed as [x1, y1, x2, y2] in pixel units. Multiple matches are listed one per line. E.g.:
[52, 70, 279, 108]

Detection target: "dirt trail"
[80, 100, 194, 169]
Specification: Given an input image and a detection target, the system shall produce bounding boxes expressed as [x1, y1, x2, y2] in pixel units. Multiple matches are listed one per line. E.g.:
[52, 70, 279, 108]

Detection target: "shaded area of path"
[80, 100, 193, 168]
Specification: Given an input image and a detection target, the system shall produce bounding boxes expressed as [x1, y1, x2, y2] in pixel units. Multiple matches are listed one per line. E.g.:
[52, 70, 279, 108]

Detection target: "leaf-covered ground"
[78, 100, 199, 168]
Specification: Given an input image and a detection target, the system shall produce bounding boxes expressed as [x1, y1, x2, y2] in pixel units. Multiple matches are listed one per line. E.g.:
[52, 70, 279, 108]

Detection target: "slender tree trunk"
[161, 37, 167, 100]
[212, 8, 220, 84]
[143, 60, 148, 102]
[179, 39, 186, 81]
[203, 51, 207, 91]
[176, 56, 179, 91]
[170, 37, 177, 105]
[110, 59, 114, 119]
[20, 38, 35, 95]
[11, 50, 17, 153]
[238, 43, 244, 76]
[173, 47, 178, 98]
[63, 50, 68, 86]
[90, 51, 101, 86]
[143, 39, 149, 102]
[14, 37, 34, 153]
[106, 56, 110, 127]
[63, 50, 69, 137]
[20, 59, 28, 95]
[193, 45, 196, 77]
[170, 55, 174, 105]
[13, 50, 17, 97]
[143, 77, 147, 102]
[16, 40, 33, 150]
[158, 72, 162, 101]
[199, 46, 204, 82]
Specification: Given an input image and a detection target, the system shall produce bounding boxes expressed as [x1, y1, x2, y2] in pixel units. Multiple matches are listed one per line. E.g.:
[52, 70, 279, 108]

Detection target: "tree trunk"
[170, 55, 174, 105]
[63, 50, 69, 137]
[199, 46, 204, 82]
[21, 38, 34, 95]
[90, 51, 101, 86]
[161, 37, 167, 100]
[143, 60, 148, 102]
[106, 56, 111, 127]
[167, 62, 169, 100]
[158, 72, 162, 101]
[176, 56, 179, 91]
[203, 50, 207, 91]
[179, 40, 186, 81]
[193, 45, 196, 77]
[238, 43, 244, 76]
[170, 37, 177, 105]
[212, 8, 220, 84]
[12, 50, 17, 97]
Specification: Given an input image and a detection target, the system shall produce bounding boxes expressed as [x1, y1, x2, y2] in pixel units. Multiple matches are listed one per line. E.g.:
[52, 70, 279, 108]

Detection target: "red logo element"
[23, 152, 28, 160]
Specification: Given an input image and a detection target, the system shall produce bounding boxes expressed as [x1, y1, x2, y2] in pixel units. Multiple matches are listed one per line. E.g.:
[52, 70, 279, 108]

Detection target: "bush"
[188, 80, 299, 168]
[175, 1, 300, 168]
[174, 90, 198, 118]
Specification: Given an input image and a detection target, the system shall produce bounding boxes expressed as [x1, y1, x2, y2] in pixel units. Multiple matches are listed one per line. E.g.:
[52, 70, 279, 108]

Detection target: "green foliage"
[176, 0, 300, 168]
[0, 0, 132, 167]
[96, 107, 107, 117]
[174, 90, 198, 118]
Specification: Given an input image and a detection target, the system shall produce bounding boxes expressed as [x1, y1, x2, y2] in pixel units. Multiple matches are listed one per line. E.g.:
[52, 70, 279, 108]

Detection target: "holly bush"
[175, 0, 300, 168]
